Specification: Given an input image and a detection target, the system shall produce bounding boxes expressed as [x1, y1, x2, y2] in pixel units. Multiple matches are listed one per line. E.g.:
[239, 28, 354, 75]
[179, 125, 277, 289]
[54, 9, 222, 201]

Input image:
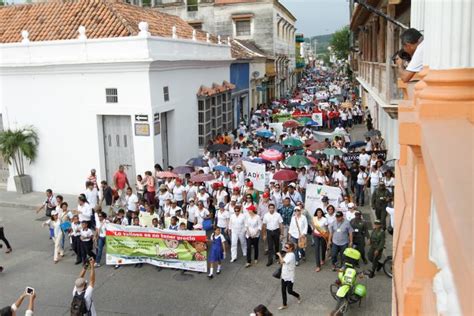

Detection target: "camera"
[26, 287, 35, 295]
[392, 49, 412, 64]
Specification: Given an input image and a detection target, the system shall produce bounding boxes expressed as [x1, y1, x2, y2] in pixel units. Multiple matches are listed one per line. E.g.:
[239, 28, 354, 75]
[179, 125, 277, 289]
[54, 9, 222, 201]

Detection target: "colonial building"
[349, 0, 410, 159]
[151, 0, 297, 102]
[0, 0, 234, 194]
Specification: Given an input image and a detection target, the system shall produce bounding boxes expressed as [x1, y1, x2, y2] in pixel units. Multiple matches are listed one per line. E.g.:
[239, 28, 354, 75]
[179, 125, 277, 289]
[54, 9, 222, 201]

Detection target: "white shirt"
[245, 215, 262, 238]
[126, 193, 138, 212]
[97, 220, 109, 238]
[263, 212, 283, 231]
[85, 188, 98, 209]
[315, 175, 329, 185]
[216, 209, 230, 229]
[196, 192, 210, 209]
[345, 211, 356, 222]
[77, 203, 92, 222]
[229, 213, 246, 232]
[326, 213, 336, 226]
[166, 206, 182, 217]
[289, 215, 308, 239]
[173, 185, 186, 202]
[358, 153, 370, 167]
[370, 170, 382, 186]
[80, 228, 93, 241]
[281, 252, 296, 282]
[195, 208, 210, 225]
[186, 205, 198, 222]
[72, 285, 96, 316]
[406, 40, 424, 72]
[357, 171, 368, 185]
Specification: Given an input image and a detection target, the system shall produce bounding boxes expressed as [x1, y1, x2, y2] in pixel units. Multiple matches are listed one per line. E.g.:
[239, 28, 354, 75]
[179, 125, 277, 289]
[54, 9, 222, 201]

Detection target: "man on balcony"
[395, 28, 424, 83]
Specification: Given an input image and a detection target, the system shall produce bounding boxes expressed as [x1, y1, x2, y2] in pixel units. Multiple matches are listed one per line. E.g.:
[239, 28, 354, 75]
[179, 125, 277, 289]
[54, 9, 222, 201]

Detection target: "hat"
[335, 211, 343, 217]
[199, 186, 205, 190]
[236, 165, 242, 169]
[374, 219, 382, 225]
[321, 196, 329, 202]
[159, 184, 167, 190]
[51, 210, 58, 216]
[348, 202, 355, 208]
[262, 192, 270, 198]
[75, 277, 86, 289]
[171, 200, 177, 204]
[194, 224, 203, 230]
[246, 205, 256, 212]
[233, 187, 240, 192]
[218, 202, 226, 208]
[289, 182, 296, 188]
[294, 206, 301, 211]
[231, 196, 238, 202]
[247, 181, 254, 187]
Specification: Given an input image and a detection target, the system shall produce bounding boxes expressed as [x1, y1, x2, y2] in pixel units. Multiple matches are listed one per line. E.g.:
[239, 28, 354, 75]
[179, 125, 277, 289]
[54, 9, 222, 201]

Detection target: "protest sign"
[313, 130, 349, 142]
[272, 113, 292, 122]
[106, 224, 207, 272]
[305, 184, 343, 215]
[268, 122, 283, 138]
[311, 113, 323, 126]
[242, 161, 266, 191]
[342, 150, 387, 163]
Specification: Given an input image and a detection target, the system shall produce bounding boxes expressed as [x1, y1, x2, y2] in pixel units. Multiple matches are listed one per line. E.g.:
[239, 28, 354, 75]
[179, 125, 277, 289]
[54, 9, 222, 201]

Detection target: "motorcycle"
[329, 248, 367, 315]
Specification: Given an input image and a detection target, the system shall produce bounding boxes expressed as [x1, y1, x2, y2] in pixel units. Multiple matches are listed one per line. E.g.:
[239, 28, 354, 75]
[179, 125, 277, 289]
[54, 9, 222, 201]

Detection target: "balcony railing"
[357, 60, 403, 104]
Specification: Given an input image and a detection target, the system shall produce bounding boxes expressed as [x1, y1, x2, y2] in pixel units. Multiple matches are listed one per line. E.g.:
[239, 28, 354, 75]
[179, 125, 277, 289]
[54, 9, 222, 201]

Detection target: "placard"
[135, 123, 150, 136]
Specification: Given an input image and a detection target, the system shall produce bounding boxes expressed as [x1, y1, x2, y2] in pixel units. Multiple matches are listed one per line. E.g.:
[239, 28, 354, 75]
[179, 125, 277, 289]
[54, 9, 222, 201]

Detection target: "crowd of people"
[1, 64, 394, 314]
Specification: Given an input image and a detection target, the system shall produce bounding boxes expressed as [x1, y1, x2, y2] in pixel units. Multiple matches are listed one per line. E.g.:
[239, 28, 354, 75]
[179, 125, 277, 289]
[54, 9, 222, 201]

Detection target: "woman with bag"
[288, 207, 308, 266]
[312, 208, 329, 272]
[276, 242, 301, 310]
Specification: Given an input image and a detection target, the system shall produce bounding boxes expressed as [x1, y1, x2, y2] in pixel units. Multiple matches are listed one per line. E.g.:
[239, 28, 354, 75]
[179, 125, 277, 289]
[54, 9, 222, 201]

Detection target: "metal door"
[102, 116, 136, 187]
[161, 112, 169, 168]
[0, 115, 9, 188]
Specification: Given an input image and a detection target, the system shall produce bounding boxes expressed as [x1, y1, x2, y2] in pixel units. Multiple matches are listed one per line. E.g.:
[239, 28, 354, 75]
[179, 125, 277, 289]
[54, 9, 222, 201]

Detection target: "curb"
[0, 202, 37, 210]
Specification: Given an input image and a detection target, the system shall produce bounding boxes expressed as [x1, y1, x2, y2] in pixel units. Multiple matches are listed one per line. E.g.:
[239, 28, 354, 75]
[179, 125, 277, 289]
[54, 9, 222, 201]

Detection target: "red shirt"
[114, 171, 128, 189]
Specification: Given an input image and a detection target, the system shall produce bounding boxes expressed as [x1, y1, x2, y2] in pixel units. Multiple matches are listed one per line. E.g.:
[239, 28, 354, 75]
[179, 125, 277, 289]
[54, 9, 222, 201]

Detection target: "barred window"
[105, 88, 118, 103]
[198, 92, 234, 148]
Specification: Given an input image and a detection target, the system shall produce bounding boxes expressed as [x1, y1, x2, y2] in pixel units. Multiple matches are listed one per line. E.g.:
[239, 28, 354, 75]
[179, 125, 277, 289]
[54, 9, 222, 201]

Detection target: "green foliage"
[0, 127, 39, 176]
[329, 26, 350, 60]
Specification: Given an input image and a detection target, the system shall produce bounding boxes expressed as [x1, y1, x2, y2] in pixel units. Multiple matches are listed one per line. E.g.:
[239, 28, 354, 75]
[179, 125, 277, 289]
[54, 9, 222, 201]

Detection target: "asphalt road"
[0, 204, 391, 316]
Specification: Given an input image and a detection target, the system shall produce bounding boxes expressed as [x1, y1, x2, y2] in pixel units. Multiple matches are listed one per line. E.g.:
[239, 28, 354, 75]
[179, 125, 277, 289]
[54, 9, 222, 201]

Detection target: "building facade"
[0, 1, 233, 194]
[152, 0, 297, 101]
[349, 0, 411, 159]
[393, 0, 472, 315]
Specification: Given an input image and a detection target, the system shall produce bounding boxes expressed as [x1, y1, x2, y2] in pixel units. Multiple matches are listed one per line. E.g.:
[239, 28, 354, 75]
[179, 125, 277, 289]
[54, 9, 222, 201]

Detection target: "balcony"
[356, 60, 404, 118]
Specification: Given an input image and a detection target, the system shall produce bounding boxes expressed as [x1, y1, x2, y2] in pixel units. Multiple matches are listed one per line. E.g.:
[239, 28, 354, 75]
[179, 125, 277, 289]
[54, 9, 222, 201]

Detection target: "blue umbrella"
[305, 120, 318, 127]
[256, 130, 273, 138]
[252, 157, 270, 164]
[296, 103, 306, 109]
[348, 141, 366, 150]
[213, 165, 233, 173]
[186, 157, 208, 167]
[269, 144, 284, 152]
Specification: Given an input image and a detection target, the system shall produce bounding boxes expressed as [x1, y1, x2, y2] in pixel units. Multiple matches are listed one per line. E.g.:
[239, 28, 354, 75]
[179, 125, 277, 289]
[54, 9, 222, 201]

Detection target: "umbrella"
[207, 144, 231, 153]
[380, 159, 396, 173]
[256, 130, 273, 138]
[213, 165, 233, 173]
[173, 166, 195, 175]
[252, 157, 271, 164]
[260, 149, 284, 161]
[282, 146, 303, 153]
[308, 142, 328, 151]
[284, 155, 312, 168]
[268, 143, 284, 152]
[272, 169, 298, 181]
[282, 120, 301, 128]
[190, 173, 215, 182]
[156, 171, 178, 178]
[311, 153, 327, 160]
[348, 141, 366, 150]
[364, 130, 382, 138]
[305, 120, 318, 127]
[186, 157, 208, 167]
[307, 156, 318, 165]
[282, 137, 303, 147]
[322, 148, 344, 156]
[304, 139, 317, 146]
[231, 157, 251, 167]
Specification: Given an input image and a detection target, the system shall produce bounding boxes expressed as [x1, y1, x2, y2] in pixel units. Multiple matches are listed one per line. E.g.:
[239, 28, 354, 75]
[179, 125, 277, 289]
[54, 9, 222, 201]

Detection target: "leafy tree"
[329, 26, 350, 61]
[0, 127, 39, 176]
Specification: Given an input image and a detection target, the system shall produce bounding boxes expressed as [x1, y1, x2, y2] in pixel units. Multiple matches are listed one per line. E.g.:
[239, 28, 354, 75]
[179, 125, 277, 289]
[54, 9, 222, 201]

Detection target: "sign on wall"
[154, 113, 160, 136]
[135, 114, 148, 122]
[135, 123, 150, 136]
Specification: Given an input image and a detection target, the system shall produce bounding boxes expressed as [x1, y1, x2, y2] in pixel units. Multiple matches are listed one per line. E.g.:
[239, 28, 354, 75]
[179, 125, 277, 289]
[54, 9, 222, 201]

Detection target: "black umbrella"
[207, 144, 231, 153]
[186, 157, 208, 167]
[283, 146, 303, 153]
[380, 159, 396, 173]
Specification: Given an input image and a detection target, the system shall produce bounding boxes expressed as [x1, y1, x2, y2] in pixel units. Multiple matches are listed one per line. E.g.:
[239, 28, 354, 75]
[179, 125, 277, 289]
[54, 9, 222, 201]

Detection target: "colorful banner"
[242, 160, 266, 191]
[305, 184, 343, 215]
[105, 224, 207, 272]
[272, 114, 292, 122]
[311, 113, 323, 126]
[342, 150, 387, 163]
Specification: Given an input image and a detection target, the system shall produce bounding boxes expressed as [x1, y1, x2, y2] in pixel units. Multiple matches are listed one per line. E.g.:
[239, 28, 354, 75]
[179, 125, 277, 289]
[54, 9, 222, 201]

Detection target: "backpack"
[71, 291, 89, 316]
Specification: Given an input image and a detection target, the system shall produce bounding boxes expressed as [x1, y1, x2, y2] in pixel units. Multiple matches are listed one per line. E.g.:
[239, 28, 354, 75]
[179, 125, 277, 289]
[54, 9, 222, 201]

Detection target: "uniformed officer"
[350, 210, 368, 264]
[368, 219, 385, 278]
[371, 182, 391, 230]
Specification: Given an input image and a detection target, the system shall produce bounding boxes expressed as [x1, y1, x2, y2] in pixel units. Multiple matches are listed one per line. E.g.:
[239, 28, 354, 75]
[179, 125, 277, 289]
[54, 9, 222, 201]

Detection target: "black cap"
[335, 211, 343, 217]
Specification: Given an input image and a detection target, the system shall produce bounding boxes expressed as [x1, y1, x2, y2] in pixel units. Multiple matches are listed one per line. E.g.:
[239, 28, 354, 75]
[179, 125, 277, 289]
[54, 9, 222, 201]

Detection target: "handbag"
[295, 217, 307, 248]
[312, 219, 330, 241]
[272, 266, 282, 279]
[202, 218, 213, 231]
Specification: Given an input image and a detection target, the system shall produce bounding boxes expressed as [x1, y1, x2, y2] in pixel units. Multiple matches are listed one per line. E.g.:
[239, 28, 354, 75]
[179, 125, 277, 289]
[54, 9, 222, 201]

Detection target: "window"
[235, 20, 251, 36]
[189, 22, 203, 30]
[163, 86, 169, 102]
[198, 92, 233, 148]
[187, 0, 198, 12]
[105, 88, 118, 103]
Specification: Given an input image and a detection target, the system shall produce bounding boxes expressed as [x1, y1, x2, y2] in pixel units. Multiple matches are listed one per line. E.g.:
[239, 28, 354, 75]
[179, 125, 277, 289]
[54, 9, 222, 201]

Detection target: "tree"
[330, 26, 350, 61]
[0, 127, 39, 176]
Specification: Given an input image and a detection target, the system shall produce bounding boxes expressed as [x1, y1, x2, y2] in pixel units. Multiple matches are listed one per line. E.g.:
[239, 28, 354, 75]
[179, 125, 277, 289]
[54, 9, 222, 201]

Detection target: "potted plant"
[0, 127, 39, 194]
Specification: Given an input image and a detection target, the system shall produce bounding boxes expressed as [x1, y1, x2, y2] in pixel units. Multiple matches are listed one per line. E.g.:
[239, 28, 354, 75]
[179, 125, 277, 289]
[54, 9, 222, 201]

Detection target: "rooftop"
[231, 39, 267, 60]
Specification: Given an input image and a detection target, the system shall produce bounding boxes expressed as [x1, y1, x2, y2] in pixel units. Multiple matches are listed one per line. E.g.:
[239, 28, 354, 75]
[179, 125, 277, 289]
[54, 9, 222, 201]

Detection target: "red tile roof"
[197, 80, 235, 97]
[0, 0, 217, 43]
[231, 39, 267, 60]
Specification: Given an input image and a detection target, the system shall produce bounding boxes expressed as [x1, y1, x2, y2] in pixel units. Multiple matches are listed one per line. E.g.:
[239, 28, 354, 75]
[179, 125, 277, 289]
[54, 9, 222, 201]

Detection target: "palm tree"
[0, 127, 39, 176]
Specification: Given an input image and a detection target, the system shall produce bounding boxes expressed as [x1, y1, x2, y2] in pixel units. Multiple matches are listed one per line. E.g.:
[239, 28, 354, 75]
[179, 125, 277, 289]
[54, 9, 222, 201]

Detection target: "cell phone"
[26, 287, 34, 295]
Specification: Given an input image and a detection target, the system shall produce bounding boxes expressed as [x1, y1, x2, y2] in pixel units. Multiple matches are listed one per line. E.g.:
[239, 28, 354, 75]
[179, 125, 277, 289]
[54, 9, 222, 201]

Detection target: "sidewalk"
[0, 190, 77, 210]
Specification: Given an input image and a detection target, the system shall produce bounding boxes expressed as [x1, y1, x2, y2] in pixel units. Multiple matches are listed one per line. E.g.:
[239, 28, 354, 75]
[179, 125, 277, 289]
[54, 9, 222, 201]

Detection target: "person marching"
[228, 205, 247, 262]
[276, 242, 301, 310]
[262, 203, 283, 267]
[208, 227, 226, 279]
[350, 210, 368, 264]
[367, 219, 385, 278]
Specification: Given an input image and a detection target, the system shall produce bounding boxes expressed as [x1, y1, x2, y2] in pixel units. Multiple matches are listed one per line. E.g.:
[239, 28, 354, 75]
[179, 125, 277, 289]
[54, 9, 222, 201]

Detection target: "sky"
[280, 0, 350, 37]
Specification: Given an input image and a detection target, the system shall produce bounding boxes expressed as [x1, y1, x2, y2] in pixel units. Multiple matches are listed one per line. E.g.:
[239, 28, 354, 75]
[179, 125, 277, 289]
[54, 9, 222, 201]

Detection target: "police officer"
[350, 210, 368, 264]
[371, 182, 391, 230]
[368, 219, 385, 278]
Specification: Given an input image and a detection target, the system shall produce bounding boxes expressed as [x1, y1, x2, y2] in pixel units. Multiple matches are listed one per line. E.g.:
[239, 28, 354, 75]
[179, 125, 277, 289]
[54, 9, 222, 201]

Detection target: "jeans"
[80, 240, 96, 264]
[331, 243, 348, 266]
[96, 236, 106, 264]
[266, 229, 280, 264]
[0, 227, 12, 249]
[246, 237, 259, 263]
[370, 184, 378, 196]
[281, 280, 300, 306]
[290, 237, 305, 262]
[314, 236, 327, 267]
[72, 236, 81, 263]
[355, 184, 365, 206]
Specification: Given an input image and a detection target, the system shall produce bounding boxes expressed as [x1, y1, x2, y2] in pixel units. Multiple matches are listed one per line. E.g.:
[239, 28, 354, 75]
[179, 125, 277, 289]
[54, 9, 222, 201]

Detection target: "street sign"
[135, 114, 148, 122]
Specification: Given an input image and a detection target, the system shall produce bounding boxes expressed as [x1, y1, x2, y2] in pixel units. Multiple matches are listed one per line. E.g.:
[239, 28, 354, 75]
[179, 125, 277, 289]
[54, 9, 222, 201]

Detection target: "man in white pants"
[228, 205, 247, 262]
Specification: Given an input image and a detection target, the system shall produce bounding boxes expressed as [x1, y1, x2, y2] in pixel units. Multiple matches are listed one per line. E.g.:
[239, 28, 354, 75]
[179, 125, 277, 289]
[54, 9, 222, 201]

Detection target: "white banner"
[242, 161, 266, 191]
[312, 130, 349, 142]
[305, 184, 343, 215]
[268, 122, 284, 138]
[311, 113, 323, 127]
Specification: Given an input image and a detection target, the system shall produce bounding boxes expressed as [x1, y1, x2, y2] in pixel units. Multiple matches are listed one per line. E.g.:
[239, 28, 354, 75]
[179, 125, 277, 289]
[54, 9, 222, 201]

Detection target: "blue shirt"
[278, 205, 294, 226]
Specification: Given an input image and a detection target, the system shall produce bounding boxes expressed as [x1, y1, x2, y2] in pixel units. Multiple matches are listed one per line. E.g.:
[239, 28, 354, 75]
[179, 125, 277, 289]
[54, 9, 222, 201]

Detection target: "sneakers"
[266, 262, 273, 267]
[297, 296, 302, 304]
[278, 306, 288, 310]
[230, 258, 237, 263]
[94, 263, 101, 268]
[5, 248, 12, 254]
[245, 263, 251, 268]
[207, 274, 213, 279]
[254, 260, 258, 265]
[114, 265, 120, 269]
